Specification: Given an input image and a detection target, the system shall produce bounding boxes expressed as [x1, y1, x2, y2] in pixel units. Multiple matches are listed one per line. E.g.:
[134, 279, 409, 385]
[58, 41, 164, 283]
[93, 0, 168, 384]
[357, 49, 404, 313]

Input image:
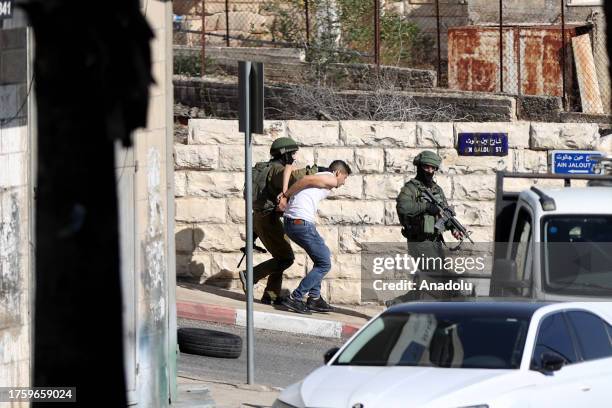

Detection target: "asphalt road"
[178, 318, 345, 388]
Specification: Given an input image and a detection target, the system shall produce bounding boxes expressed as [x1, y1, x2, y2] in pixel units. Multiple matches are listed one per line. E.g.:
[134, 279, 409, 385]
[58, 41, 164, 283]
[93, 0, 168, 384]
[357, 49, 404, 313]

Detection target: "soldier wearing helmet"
[239, 137, 321, 305]
[390, 150, 462, 305]
[396, 150, 460, 242]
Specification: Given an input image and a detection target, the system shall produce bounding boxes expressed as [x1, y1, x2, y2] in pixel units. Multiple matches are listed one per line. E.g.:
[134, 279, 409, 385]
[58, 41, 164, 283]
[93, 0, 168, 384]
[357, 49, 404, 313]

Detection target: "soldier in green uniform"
[239, 137, 319, 305]
[391, 150, 462, 304]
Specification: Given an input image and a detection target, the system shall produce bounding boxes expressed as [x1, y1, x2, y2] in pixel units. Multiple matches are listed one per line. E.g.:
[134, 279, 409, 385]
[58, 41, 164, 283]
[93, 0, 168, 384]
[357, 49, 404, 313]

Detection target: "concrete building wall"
[175, 119, 608, 304]
[0, 14, 31, 405]
[128, 1, 176, 406]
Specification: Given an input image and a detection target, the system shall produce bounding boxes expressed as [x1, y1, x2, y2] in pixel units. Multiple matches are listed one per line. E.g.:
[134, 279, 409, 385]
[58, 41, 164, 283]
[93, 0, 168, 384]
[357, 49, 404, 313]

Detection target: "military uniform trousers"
[252, 211, 295, 300]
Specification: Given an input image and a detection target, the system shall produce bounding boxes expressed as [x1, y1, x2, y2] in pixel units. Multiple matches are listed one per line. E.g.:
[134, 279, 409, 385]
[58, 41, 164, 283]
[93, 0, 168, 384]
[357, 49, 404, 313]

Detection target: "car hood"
[294, 365, 529, 408]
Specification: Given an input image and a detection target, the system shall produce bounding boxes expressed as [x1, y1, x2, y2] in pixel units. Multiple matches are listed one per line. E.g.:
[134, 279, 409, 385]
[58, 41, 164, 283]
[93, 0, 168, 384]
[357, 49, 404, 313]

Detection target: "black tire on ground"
[178, 328, 243, 359]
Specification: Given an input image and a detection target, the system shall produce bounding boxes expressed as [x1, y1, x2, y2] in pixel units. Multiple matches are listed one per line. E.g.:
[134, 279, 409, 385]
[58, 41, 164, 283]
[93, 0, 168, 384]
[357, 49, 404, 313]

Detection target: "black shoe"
[281, 295, 311, 314]
[238, 271, 247, 294]
[306, 296, 333, 312]
[260, 294, 284, 306]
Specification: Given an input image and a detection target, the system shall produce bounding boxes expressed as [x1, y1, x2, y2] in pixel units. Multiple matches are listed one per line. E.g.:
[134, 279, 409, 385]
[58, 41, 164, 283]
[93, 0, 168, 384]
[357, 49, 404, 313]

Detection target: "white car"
[273, 301, 612, 408]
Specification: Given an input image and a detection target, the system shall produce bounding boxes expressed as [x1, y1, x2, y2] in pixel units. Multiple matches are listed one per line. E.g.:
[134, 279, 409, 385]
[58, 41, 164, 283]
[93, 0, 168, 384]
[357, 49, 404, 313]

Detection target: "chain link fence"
[173, 0, 611, 114]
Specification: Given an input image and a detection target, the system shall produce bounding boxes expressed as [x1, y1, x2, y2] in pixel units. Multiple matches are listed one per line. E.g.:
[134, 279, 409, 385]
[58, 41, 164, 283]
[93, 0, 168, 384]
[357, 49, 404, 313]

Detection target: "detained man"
[277, 160, 352, 314]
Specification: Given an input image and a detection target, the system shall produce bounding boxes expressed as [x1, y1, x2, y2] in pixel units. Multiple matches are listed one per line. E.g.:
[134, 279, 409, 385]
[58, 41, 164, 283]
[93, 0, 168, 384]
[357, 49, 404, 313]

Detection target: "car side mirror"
[541, 352, 565, 372]
[324, 347, 340, 364]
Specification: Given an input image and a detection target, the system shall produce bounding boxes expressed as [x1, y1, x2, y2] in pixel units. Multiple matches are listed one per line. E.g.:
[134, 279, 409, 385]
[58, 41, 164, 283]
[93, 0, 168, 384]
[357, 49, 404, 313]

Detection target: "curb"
[177, 301, 362, 339]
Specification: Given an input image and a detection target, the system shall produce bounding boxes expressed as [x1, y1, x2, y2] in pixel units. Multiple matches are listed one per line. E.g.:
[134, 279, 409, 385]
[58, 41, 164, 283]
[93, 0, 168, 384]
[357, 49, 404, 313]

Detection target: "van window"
[512, 208, 532, 282]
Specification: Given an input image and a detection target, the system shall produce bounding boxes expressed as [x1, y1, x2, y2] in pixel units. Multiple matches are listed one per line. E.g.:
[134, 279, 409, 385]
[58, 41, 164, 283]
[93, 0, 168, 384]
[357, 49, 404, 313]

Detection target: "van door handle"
[580, 385, 591, 392]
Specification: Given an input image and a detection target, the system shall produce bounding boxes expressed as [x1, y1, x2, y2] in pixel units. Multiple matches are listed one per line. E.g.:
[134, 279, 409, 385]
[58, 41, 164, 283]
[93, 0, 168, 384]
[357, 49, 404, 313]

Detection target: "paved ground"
[178, 318, 345, 388]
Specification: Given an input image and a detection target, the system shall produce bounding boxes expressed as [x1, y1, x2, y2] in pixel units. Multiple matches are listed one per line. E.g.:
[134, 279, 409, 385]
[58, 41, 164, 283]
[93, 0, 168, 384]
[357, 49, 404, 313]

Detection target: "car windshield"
[333, 312, 529, 369]
[543, 216, 612, 296]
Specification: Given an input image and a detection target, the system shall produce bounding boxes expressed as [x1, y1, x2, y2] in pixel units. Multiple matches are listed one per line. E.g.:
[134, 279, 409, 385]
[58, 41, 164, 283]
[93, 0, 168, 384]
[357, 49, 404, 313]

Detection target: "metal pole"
[201, 0, 206, 77]
[435, 0, 442, 86]
[561, 0, 567, 110]
[499, 0, 503, 92]
[374, 0, 380, 69]
[243, 64, 255, 385]
[305, 0, 310, 47]
[225, 0, 230, 47]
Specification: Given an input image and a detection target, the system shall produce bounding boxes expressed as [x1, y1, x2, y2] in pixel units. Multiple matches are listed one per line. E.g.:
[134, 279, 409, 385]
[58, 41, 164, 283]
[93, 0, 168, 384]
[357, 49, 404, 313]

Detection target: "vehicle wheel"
[178, 328, 242, 359]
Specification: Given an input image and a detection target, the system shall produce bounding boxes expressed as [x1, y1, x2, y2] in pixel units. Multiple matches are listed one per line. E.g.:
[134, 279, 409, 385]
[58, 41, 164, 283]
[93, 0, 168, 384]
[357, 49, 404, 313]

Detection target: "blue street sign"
[550, 150, 603, 175]
[457, 133, 508, 156]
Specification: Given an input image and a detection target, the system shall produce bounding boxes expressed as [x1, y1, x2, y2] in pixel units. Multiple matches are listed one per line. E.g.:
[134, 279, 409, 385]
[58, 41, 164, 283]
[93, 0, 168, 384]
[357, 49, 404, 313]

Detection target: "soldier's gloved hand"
[425, 203, 440, 215]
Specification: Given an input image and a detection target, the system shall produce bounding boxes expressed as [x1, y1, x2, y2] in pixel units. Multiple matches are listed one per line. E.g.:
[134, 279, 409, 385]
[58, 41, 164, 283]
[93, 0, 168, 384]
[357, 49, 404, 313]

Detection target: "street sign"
[457, 133, 508, 156]
[0, 0, 13, 20]
[550, 150, 603, 175]
[238, 61, 264, 135]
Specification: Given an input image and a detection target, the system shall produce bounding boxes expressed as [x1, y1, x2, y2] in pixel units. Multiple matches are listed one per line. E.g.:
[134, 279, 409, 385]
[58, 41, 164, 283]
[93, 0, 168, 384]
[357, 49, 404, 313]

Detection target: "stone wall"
[174, 77, 517, 121]
[175, 119, 609, 304]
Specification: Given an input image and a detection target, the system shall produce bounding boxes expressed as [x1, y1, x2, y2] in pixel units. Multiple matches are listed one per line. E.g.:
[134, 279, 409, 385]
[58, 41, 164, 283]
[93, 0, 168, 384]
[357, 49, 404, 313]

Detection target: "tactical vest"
[251, 161, 276, 215]
[401, 180, 445, 239]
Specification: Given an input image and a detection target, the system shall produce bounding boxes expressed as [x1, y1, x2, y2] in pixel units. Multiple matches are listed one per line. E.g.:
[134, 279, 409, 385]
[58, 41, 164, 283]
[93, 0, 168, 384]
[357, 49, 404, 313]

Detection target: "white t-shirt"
[284, 172, 333, 223]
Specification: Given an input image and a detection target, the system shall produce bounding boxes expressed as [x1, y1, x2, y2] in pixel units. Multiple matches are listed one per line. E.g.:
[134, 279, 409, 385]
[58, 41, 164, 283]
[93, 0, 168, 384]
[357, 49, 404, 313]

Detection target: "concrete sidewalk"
[177, 375, 279, 408]
[176, 283, 384, 339]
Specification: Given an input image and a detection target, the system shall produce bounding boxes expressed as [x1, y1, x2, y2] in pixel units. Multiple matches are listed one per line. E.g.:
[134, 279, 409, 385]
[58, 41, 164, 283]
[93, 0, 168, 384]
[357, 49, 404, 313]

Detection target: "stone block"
[176, 198, 226, 223]
[314, 147, 355, 170]
[330, 175, 363, 200]
[384, 148, 420, 174]
[327, 279, 361, 304]
[176, 253, 212, 283]
[339, 226, 404, 253]
[452, 175, 496, 201]
[510, 149, 548, 173]
[340, 121, 417, 147]
[189, 119, 242, 145]
[354, 148, 385, 173]
[209, 252, 243, 278]
[416, 122, 454, 148]
[252, 120, 287, 145]
[227, 199, 245, 223]
[327, 254, 362, 279]
[219, 145, 257, 171]
[363, 175, 405, 199]
[186, 172, 244, 198]
[175, 145, 219, 170]
[454, 202, 495, 227]
[439, 149, 511, 174]
[597, 135, 612, 153]
[296, 148, 315, 167]
[530, 123, 599, 150]
[315, 226, 340, 254]
[286, 121, 340, 146]
[175, 225, 195, 253]
[455, 122, 530, 148]
[384, 201, 401, 225]
[175, 171, 187, 197]
[318, 201, 385, 225]
[198, 225, 246, 252]
[434, 175, 453, 199]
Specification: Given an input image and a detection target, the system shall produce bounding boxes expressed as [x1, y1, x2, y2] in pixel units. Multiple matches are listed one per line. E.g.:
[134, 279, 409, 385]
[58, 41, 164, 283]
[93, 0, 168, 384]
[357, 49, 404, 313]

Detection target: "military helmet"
[413, 150, 442, 168]
[270, 137, 299, 156]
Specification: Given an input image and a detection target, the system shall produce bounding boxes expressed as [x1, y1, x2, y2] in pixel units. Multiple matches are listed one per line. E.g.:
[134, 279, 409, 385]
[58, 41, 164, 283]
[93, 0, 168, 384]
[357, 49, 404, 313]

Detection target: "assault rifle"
[236, 234, 268, 268]
[421, 189, 474, 249]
